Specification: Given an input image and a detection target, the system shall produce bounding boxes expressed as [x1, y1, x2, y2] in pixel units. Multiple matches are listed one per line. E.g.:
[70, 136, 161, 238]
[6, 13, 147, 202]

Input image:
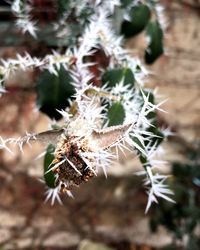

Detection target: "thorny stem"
[84, 88, 120, 102]
[0, 53, 76, 85]
[69, 87, 122, 116]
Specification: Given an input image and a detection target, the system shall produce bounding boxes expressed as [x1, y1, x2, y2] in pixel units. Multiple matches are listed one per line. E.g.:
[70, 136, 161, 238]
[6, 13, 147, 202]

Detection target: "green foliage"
[145, 21, 164, 64]
[36, 66, 75, 120]
[57, 1, 94, 44]
[149, 145, 200, 249]
[57, 0, 70, 17]
[102, 68, 133, 127]
[43, 144, 56, 188]
[121, 4, 151, 37]
[102, 69, 164, 159]
[105, 71, 163, 162]
[102, 68, 135, 87]
[119, 2, 164, 63]
[120, 0, 133, 8]
[107, 102, 125, 126]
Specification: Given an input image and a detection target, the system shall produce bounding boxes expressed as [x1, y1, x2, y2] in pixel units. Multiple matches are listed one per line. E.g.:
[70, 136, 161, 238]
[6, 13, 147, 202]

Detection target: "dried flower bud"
[45, 123, 132, 193]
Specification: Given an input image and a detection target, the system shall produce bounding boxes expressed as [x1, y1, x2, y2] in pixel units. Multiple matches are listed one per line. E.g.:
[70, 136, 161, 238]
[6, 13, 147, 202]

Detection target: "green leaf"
[121, 4, 151, 37]
[145, 21, 164, 64]
[102, 68, 135, 87]
[36, 66, 75, 120]
[57, 0, 70, 17]
[44, 144, 56, 188]
[107, 102, 125, 126]
[120, 0, 133, 8]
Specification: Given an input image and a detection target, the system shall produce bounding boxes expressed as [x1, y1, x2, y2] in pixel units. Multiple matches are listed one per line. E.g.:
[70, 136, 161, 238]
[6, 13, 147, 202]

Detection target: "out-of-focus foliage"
[102, 68, 135, 87]
[150, 144, 200, 250]
[145, 21, 164, 64]
[120, 2, 164, 64]
[36, 66, 75, 120]
[121, 4, 151, 37]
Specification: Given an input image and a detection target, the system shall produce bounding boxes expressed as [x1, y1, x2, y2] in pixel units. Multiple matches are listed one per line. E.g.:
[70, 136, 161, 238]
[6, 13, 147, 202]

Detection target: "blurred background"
[0, 0, 199, 249]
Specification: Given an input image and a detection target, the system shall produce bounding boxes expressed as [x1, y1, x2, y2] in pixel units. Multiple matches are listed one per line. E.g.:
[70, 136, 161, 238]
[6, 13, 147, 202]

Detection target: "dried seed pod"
[51, 135, 96, 192]
[43, 123, 134, 194]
